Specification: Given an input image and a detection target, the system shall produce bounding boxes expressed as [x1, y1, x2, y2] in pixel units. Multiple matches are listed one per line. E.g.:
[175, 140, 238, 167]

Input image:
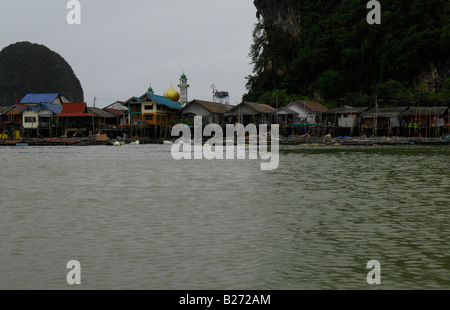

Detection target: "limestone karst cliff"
[248, 0, 450, 107]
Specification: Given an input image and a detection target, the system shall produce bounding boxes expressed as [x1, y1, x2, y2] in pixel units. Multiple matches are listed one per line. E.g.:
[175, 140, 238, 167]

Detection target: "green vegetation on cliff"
[245, 0, 450, 108]
[0, 41, 84, 109]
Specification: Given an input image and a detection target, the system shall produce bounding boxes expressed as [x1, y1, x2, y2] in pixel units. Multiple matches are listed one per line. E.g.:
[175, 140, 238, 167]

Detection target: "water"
[0, 144, 449, 290]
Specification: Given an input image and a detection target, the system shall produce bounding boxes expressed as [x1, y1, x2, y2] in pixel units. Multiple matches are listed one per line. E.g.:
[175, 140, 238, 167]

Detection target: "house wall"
[405, 115, 441, 127]
[286, 103, 314, 123]
[5, 106, 23, 124]
[142, 101, 156, 113]
[182, 103, 223, 124]
[182, 103, 210, 117]
[239, 105, 257, 115]
[338, 115, 358, 128]
[22, 110, 43, 129]
[142, 112, 172, 126]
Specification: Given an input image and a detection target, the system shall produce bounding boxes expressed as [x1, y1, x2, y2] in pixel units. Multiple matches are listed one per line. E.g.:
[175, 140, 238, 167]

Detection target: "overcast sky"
[0, 0, 258, 108]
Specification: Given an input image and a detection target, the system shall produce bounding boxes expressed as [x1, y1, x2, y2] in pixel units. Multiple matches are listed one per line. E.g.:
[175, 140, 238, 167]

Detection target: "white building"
[178, 73, 189, 104]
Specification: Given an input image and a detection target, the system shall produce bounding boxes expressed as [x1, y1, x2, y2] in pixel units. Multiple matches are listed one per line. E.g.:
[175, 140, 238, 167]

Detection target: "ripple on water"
[0, 145, 449, 289]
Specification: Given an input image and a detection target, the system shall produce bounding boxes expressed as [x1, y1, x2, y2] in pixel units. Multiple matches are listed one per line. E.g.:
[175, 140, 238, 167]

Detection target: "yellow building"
[125, 88, 182, 126]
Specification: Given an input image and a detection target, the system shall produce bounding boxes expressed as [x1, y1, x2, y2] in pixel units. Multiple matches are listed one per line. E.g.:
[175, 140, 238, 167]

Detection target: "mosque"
[124, 73, 190, 126]
[160, 72, 189, 106]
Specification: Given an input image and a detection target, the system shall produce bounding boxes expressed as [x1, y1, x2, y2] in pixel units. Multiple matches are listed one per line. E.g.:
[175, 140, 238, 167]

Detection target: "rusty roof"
[362, 107, 409, 118]
[225, 101, 276, 115]
[185, 100, 232, 114]
[290, 100, 328, 113]
[242, 101, 276, 114]
[401, 106, 448, 117]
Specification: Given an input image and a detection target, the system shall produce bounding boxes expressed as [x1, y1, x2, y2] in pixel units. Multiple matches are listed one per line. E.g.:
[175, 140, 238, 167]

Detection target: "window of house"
[144, 104, 153, 110]
[25, 117, 37, 123]
[157, 115, 161, 121]
[144, 115, 154, 121]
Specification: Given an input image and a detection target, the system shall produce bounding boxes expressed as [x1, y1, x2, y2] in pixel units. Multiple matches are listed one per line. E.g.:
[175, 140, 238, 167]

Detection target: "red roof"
[55, 102, 97, 117]
[293, 100, 328, 113]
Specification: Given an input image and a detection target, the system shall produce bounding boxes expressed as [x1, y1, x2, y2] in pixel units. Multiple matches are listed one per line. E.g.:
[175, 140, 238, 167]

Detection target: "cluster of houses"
[1, 89, 449, 140]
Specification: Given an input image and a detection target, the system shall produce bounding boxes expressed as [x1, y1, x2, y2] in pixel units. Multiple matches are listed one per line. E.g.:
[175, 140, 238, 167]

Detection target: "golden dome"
[163, 86, 180, 102]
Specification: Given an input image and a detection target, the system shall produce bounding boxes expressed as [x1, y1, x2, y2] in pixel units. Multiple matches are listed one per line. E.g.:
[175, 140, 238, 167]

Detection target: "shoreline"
[1, 135, 449, 146]
[279, 135, 450, 146]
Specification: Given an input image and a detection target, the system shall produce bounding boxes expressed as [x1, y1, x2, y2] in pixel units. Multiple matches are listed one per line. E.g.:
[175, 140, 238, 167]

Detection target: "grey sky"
[0, 0, 257, 108]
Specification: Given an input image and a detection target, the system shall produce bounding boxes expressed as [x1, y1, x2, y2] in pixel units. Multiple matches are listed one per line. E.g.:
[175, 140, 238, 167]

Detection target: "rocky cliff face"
[0, 41, 84, 109]
[252, 0, 449, 96]
[254, 0, 301, 37]
[414, 61, 450, 94]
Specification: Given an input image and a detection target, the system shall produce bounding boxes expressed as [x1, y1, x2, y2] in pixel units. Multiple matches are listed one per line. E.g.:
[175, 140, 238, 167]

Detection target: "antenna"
[211, 83, 229, 105]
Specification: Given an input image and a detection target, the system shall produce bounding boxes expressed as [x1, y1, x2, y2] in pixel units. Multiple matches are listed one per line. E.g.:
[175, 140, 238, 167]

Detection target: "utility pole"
[275, 89, 279, 124]
[374, 95, 378, 137]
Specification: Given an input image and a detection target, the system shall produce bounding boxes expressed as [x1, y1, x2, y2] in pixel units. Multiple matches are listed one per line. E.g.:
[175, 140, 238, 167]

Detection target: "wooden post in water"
[374, 95, 378, 137]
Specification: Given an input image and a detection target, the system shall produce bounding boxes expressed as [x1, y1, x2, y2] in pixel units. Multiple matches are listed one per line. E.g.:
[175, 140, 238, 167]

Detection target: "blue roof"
[20, 103, 62, 115]
[145, 93, 182, 109]
[20, 93, 59, 104]
[38, 103, 63, 114]
[20, 106, 39, 113]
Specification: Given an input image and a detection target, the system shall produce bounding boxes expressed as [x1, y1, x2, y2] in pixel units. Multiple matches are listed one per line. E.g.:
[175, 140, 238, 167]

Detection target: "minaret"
[178, 72, 189, 103]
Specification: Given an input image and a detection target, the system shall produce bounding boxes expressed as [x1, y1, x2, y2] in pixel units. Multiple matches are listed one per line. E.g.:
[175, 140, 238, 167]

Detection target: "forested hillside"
[0, 42, 84, 110]
[245, 0, 450, 108]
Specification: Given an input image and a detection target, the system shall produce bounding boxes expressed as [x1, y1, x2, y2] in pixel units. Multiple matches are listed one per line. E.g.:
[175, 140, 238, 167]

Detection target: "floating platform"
[279, 136, 450, 146]
[1, 136, 449, 147]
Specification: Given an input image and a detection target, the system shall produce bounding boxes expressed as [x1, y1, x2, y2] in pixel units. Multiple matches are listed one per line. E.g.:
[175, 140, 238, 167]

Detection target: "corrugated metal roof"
[184, 100, 232, 114]
[144, 93, 183, 109]
[324, 106, 369, 114]
[290, 100, 328, 113]
[276, 107, 298, 115]
[104, 101, 128, 111]
[244, 101, 276, 114]
[125, 96, 143, 104]
[87, 107, 117, 118]
[226, 102, 276, 115]
[38, 103, 63, 114]
[20, 93, 60, 104]
[401, 106, 448, 116]
[20, 106, 39, 113]
[362, 107, 409, 118]
[55, 102, 97, 117]
[105, 108, 124, 116]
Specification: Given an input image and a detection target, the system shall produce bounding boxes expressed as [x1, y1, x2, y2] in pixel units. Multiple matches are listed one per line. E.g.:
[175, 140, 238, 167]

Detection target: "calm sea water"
[0, 144, 449, 290]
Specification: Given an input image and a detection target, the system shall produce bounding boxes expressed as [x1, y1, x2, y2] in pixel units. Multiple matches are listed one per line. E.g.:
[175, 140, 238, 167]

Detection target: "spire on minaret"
[178, 72, 189, 103]
[147, 85, 154, 94]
